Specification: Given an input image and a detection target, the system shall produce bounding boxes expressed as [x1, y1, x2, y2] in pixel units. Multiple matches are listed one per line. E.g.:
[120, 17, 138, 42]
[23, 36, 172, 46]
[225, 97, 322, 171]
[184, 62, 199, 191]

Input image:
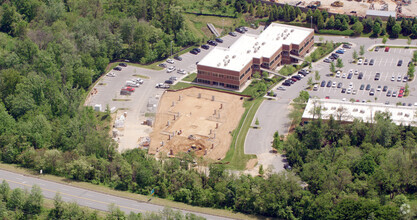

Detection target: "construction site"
[148, 87, 245, 160]
[280, 0, 415, 18]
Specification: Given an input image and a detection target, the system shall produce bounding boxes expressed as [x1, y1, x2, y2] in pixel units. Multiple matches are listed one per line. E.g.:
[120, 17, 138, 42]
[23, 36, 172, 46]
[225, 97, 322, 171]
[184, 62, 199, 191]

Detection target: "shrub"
[318, 29, 354, 36]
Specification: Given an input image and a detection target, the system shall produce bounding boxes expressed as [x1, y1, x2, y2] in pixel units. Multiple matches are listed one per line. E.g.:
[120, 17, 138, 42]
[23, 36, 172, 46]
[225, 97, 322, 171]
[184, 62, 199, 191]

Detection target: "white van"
[126, 81, 139, 87]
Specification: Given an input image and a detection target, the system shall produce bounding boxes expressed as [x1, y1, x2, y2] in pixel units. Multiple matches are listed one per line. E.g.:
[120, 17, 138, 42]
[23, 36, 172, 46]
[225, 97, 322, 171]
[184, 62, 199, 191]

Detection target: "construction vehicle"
[331, 1, 344, 7]
[307, 1, 321, 9]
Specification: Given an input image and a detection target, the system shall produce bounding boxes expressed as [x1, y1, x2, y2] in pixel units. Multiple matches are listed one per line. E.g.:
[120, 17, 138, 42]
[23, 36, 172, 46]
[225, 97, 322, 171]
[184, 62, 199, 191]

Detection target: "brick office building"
[196, 23, 314, 90]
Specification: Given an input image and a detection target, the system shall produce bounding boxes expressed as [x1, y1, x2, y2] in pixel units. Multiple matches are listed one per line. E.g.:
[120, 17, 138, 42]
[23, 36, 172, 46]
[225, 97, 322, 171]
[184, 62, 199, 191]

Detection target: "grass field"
[0, 163, 256, 219]
[182, 73, 197, 82]
[223, 98, 262, 169]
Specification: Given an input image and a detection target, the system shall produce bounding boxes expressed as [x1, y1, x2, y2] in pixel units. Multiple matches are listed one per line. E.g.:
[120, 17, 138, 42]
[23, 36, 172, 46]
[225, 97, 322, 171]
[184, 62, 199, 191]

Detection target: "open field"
[149, 87, 245, 160]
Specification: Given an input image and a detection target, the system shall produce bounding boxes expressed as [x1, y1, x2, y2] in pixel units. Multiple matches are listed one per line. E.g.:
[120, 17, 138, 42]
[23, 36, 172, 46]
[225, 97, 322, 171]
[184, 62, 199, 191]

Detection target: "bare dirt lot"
[149, 87, 245, 160]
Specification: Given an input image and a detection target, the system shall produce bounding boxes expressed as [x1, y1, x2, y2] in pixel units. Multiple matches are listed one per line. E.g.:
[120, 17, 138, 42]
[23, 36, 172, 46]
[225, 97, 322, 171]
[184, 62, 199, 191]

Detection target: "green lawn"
[182, 73, 197, 82]
[223, 98, 263, 170]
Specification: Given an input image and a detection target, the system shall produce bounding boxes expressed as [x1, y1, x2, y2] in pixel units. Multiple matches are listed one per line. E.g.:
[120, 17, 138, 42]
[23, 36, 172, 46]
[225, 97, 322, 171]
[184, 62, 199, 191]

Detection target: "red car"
[385, 47, 390, 52]
[400, 87, 405, 93]
[290, 78, 297, 82]
[398, 93, 403, 98]
[325, 96, 330, 99]
[122, 86, 135, 92]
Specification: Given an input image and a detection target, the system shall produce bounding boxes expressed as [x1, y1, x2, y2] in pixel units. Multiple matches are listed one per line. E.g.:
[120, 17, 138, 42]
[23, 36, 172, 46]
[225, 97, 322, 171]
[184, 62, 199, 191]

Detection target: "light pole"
[310, 16, 313, 29]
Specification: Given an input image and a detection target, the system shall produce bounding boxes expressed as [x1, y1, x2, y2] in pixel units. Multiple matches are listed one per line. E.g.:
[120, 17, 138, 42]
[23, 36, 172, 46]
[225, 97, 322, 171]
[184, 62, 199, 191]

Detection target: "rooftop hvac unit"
[262, 42, 266, 45]
[291, 29, 294, 32]
[255, 42, 259, 46]
[283, 37, 287, 40]
[284, 29, 288, 33]
[217, 63, 221, 67]
[281, 33, 284, 37]
[247, 50, 251, 54]
[257, 46, 260, 50]
[225, 55, 229, 59]
[232, 55, 236, 58]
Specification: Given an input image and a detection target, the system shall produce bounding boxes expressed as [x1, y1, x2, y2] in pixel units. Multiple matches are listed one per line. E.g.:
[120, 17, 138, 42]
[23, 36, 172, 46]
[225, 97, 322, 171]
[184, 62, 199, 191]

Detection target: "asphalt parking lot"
[309, 44, 417, 105]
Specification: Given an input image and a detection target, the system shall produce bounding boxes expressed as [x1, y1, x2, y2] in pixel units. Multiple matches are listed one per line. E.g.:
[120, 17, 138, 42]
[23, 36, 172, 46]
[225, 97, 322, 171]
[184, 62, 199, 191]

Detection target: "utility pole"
[310, 16, 313, 29]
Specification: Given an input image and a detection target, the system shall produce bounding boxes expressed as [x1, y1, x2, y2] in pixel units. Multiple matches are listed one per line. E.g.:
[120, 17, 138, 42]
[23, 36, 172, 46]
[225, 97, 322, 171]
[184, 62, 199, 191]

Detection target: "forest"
[0, 0, 416, 219]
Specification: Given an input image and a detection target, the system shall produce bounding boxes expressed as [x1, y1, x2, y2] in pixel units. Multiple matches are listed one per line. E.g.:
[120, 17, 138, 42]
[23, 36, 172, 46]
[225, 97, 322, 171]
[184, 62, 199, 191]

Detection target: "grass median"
[223, 98, 262, 170]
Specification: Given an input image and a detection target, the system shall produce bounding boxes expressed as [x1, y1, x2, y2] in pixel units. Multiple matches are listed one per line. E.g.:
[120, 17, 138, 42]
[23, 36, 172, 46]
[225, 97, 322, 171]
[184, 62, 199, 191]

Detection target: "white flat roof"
[366, 10, 396, 17]
[198, 23, 313, 72]
[302, 99, 417, 126]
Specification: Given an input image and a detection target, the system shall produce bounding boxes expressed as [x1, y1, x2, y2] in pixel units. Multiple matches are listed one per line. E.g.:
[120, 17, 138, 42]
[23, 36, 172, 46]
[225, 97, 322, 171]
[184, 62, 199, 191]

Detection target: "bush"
[318, 29, 354, 36]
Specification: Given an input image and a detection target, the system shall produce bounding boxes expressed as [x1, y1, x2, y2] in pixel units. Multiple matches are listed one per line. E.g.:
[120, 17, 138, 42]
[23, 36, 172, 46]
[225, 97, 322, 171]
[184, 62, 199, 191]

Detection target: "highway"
[0, 169, 231, 220]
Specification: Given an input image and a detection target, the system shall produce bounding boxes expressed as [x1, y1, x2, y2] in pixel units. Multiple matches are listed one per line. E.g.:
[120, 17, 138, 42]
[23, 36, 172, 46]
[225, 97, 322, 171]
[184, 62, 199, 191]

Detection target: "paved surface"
[244, 35, 417, 173]
[0, 169, 230, 219]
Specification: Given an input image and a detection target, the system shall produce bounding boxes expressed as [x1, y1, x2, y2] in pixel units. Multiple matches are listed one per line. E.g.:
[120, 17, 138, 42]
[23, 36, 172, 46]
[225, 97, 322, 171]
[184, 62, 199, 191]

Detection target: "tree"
[24, 185, 43, 215]
[7, 188, 25, 211]
[326, 16, 335, 29]
[413, 51, 417, 62]
[317, 15, 325, 30]
[330, 62, 336, 72]
[360, 45, 365, 56]
[307, 77, 313, 86]
[259, 165, 264, 175]
[362, 18, 373, 33]
[382, 36, 388, 44]
[351, 21, 363, 36]
[341, 19, 349, 31]
[336, 58, 344, 69]
[372, 22, 381, 37]
[407, 62, 415, 79]
[353, 50, 358, 60]
[386, 15, 396, 33]
[391, 23, 401, 38]
[407, 38, 412, 45]
[255, 118, 260, 125]
[315, 71, 320, 81]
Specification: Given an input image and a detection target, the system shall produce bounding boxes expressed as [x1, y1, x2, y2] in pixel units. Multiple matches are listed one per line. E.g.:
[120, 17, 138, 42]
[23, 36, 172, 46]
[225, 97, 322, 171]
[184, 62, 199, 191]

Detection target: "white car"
[332, 82, 337, 88]
[133, 78, 144, 84]
[349, 69, 353, 74]
[391, 75, 395, 81]
[397, 75, 402, 82]
[349, 82, 353, 88]
[352, 90, 357, 95]
[313, 84, 318, 91]
[336, 72, 341, 78]
[347, 88, 352, 94]
[354, 70, 359, 75]
[167, 66, 176, 73]
[342, 73, 347, 78]
[177, 69, 186, 74]
[106, 72, 116, 77]
[358, 59, 363, 65]
[277, 86, 286, 91]
[167, 59, 174, 64]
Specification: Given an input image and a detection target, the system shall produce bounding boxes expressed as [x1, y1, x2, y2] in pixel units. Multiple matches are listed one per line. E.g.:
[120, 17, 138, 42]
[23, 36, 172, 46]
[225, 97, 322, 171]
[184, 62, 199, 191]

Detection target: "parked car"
[229, 32, 237, 37]
[277, 86, 286, 91]
[347, 73, 353, 79]
[369, 89, 375, 96]
[369, 59, 374, 66]
[377, 85, 381, 92]
[366, 84, 371, 90]
[324, 58, 332, 63]
[341, 88, 346, 93]
[207, 40, 217, 46]
[335, 71, 341, 78]
[123, 86, 135, 92]
[391, 75, 395, 81]
[190, 49, 198, 55]
[119, 63, 127, 67]
[167, 59, 174, 64]
[403, 76, 408, 82]
[360, 84, 365, 90]
[113, 66, 122, 71]
[177, 69, 186, 75]
[408, 61, 412, 67]
[126, 80, 139, 87]
[332, 81, 337, 88]
[392, 91, 397, 97]
[215, 38, 223, 43]
[397, 60, 403, 66]
[336, 50, 344, 54]
[321, 80, 326, 87]
[357, 59, 363, 65]
[313, 84, 318, 91]
[169, 76, 177, 81]
[387, 90, 392, 97]
[201, 44, 210, 50]
[158, 63, 167, 68]
[343, 44, 351, 49]
[337, 82, 342, 88]
[167, 66, 176, 73]
[397, 75, 402, 82]
[164, 80, 174, 84]
[364, 59, 368, 65]
[383, 86, 388, 92]
[194, 48, 201, 53]
[385, 47, 390, 52]
[375, 47, 380, 52]
[326, 80, 332, 87]
[358, 72, 363, 79]
[374, 73, 380, 81]
[174, 55, 182, 61]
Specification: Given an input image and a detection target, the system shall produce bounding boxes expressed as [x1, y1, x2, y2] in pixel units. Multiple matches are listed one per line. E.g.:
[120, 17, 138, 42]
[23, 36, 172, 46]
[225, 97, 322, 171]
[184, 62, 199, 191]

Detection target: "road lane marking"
[0, 178, 147, 213]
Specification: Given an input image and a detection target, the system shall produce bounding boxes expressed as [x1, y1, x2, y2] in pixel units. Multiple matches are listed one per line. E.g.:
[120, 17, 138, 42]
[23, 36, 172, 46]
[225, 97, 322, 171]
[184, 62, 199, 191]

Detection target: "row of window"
[198, 70, 239, 81]
[197, 79, 239, 89]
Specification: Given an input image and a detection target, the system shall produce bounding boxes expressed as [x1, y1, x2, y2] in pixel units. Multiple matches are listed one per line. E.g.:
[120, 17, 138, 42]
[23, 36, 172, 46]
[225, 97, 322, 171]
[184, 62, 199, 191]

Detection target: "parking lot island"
[149, 87, 245, 160]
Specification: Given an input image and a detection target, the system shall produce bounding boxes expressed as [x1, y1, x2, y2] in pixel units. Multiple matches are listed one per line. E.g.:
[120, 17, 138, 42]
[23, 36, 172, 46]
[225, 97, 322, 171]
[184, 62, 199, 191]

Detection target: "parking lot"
[309, 44, 417, 105]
